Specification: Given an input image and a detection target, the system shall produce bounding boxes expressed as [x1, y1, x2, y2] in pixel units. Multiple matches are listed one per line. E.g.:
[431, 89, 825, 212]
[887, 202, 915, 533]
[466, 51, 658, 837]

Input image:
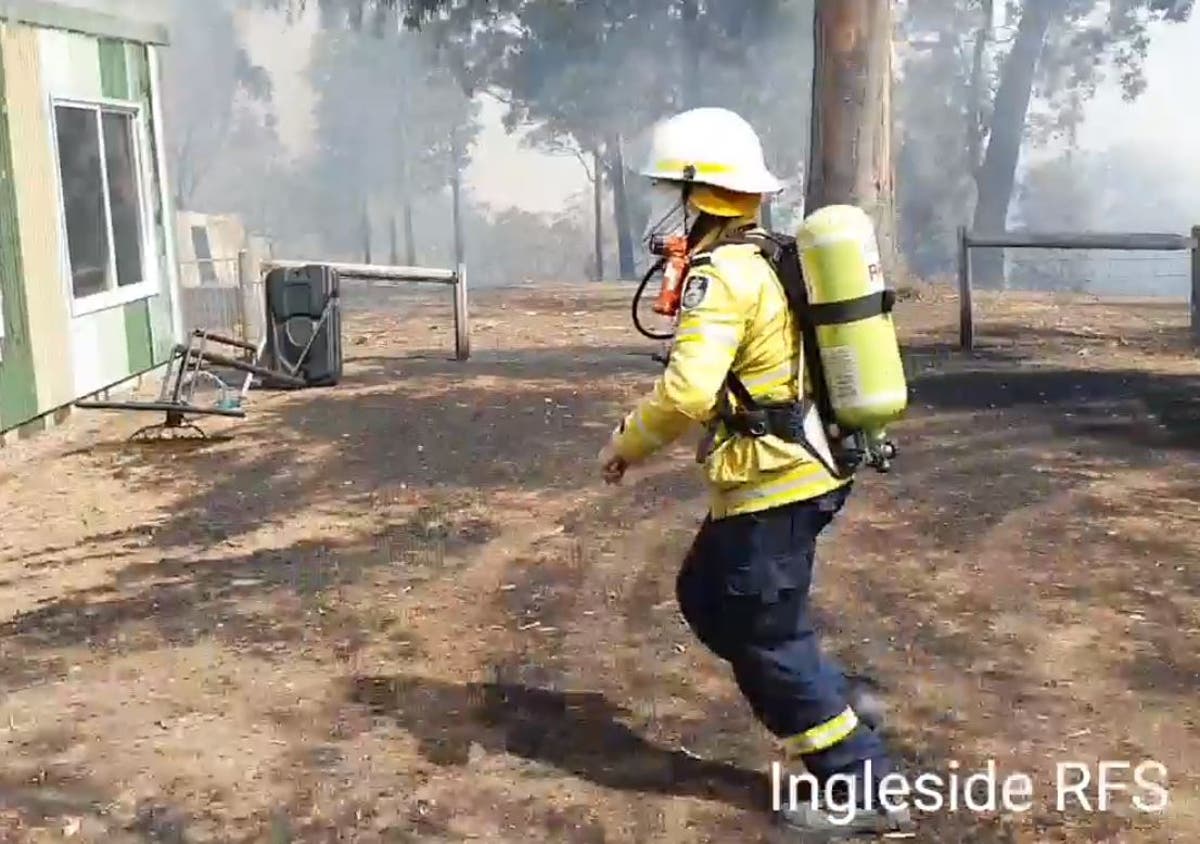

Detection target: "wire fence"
[956, 227, 1200, 350]
[1004, 250, 1191, 298]
[176, 254, 266, 347]
[176, 250, 470, 361]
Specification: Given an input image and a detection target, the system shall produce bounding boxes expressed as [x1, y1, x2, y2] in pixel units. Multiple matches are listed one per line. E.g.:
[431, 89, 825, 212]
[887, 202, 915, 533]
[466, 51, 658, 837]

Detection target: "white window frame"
[48, 96, 160, 318]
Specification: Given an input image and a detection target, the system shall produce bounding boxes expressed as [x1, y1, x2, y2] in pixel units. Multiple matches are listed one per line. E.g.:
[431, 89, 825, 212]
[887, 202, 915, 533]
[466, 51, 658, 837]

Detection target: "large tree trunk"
[450, 128, 465, 267]
[760, 197, 775, 230]
[395, 89, 418, 266]
[390, 212, 400, 265]
[679, 0, 701, 108]
[966, 0, 994, 177]
[403, 197, 417, 266]
[361, 197, 372, 264]
[971, 0, 1060, 288]
[607, 133, 636, 279]
[806, 0, 897, 277]
[592, 148, 604, 282]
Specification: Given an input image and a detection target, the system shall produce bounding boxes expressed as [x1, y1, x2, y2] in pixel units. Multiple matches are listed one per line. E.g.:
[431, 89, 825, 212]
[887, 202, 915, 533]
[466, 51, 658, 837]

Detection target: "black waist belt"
[720, 400, 810, 441]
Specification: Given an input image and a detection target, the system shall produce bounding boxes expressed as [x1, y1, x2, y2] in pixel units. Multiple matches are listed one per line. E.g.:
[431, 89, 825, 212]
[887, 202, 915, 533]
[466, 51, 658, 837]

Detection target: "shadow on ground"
[912, 363, 1200, 451]
[348, 674, 768, 813]
[46, 346, 656, 560]
[2, 299, 1196, 841]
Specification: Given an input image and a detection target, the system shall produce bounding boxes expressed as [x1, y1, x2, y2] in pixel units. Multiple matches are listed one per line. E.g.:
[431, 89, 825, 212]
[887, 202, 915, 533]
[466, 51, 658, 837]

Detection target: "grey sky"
[1077, 12, 1200, 167]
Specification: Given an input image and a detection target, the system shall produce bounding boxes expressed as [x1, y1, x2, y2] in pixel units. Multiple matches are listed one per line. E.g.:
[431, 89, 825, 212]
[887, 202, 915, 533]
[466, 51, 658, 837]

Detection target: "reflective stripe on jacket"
[609, 226, 848, 519]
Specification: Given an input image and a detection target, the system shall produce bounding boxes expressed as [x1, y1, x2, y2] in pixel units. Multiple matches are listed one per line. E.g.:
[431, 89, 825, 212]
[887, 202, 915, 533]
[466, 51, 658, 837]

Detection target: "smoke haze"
[43, 0, 1200, 294]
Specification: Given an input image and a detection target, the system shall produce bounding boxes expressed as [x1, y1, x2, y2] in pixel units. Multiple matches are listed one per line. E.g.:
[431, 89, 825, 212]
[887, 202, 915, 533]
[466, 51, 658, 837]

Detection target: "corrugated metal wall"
[0, 19, 177, 433]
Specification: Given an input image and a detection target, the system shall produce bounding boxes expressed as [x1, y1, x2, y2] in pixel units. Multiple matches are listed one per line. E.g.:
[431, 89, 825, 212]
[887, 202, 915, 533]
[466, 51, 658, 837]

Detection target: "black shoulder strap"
[724, 367, 758, 410]
[699, 230, 768, 412]
[707, 230, 829, 422]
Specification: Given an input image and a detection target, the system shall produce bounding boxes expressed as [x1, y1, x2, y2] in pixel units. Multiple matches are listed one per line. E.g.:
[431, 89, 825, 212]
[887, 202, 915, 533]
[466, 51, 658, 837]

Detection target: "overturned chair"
[75, 329, 305, 441]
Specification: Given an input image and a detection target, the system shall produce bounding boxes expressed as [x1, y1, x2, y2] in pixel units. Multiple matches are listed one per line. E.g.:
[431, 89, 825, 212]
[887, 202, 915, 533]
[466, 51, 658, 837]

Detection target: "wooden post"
[451, 128, 465, 269]
[593, 147, 604, 282]
[806, 0, 897, 275]
[453, 262, 470, 361]
[237, 248, 256, 344]
[958, 226, 974, 351]
[1192, 225, 1200, 347]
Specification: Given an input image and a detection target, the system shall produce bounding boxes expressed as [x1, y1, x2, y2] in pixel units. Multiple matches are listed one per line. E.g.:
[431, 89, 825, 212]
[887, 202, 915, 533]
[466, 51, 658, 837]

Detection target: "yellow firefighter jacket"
[609, 221, 849, 519]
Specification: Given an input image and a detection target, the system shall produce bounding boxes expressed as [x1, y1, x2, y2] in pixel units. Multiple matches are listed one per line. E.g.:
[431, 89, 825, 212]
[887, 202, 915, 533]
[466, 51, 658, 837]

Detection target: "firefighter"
[598, 107, 913, 839]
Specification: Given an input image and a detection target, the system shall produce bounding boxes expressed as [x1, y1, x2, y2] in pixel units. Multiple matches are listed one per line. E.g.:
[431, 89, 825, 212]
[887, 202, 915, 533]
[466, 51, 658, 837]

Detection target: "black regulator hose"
[631, 258, 676, 341]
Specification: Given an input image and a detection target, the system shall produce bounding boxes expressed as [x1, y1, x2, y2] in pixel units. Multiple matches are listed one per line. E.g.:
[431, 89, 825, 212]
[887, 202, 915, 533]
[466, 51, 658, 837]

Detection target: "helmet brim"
[639, 167, 785, 195]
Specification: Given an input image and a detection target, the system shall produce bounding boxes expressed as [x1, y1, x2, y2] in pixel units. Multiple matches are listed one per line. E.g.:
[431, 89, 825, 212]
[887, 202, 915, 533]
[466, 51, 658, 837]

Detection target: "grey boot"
[776, 801, 915, 842]
[846, 683, 888, 732]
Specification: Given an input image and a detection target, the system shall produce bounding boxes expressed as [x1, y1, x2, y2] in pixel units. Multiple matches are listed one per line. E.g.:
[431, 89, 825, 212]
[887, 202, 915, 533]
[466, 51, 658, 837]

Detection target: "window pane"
[191, 225, 218, 285]
[102, 111, 144, 287]
[54, 106, 109, 299]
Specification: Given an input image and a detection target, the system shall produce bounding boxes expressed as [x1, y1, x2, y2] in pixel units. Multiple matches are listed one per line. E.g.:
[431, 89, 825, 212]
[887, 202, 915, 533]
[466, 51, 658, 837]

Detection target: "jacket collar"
[691, 214, 759, 255]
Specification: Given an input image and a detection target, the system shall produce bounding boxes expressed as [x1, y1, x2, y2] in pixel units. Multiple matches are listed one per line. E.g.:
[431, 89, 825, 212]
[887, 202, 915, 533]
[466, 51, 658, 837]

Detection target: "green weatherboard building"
[0, 0, 180, 437]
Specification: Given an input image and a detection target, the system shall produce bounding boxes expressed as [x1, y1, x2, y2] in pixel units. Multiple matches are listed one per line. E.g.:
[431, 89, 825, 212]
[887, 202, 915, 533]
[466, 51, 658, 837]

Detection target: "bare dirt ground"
[0, 281, 1197, 843]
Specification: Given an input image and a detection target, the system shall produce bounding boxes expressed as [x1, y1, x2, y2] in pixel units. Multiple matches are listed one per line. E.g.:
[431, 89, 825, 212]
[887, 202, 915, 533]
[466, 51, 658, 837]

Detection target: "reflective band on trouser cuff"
[782, 707, 860, 756]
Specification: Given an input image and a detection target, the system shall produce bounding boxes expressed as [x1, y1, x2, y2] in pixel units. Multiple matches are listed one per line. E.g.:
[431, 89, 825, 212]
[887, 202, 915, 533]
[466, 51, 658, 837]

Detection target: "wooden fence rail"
[956, 226, 1200, 351]
[254, 258, 470, 361]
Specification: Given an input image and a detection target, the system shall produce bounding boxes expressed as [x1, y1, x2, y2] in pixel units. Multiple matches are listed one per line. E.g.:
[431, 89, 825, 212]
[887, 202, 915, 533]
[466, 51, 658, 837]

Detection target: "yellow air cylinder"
[795, 204, 908, 438]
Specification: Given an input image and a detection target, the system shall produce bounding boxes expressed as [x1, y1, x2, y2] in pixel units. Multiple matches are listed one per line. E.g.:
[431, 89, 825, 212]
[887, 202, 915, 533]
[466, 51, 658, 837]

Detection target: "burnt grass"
[0, 283, 1196, 842]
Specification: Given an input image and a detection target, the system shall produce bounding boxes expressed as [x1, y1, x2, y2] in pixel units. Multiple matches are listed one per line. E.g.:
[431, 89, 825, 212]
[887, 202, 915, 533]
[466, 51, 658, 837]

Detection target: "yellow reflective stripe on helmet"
[782, 707, 860, 756]
[674, 324, 740, 349]
[653, 158, 734, 176]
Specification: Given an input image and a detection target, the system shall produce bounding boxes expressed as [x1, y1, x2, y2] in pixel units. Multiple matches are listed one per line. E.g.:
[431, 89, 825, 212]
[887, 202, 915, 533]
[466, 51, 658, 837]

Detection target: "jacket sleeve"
[608, 265, 747, 464]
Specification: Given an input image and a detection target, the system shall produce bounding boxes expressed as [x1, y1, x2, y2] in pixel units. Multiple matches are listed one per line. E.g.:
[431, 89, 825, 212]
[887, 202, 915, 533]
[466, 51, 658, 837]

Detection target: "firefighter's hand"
[602, 455, 628, 485]
[598, 442, 628, 485]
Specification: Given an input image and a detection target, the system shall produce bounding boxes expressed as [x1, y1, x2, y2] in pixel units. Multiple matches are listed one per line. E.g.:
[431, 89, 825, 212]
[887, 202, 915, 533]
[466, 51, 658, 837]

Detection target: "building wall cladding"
[4, 23, 72, 415]
[0, 12, 176, 434]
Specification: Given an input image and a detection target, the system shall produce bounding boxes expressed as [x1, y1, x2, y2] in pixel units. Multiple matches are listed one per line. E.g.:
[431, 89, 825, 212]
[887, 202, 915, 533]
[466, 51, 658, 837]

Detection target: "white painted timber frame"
[46, 95, 160, 318]
[146, 44, 182, 343]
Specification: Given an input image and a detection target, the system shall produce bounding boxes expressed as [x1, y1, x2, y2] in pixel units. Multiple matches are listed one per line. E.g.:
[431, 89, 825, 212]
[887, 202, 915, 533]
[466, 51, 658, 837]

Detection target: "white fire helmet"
[637, 107, 784, 195]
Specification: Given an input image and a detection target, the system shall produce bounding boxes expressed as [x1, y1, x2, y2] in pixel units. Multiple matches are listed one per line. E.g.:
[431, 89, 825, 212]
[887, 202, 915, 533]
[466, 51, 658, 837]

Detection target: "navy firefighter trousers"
[675, 484, 892, 788]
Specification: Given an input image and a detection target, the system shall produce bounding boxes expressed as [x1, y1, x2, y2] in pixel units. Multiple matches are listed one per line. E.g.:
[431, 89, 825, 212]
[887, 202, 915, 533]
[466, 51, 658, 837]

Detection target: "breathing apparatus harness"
[630, 189, 895, 478]
[631, 171, 709, 343]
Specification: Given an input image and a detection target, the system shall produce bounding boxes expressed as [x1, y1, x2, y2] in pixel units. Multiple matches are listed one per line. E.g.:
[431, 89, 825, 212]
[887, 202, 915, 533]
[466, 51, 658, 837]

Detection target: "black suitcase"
[262, 264, 342, 388]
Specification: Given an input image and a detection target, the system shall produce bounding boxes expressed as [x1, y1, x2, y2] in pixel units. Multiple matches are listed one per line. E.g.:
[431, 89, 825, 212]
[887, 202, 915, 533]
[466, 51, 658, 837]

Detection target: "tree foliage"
[303, 18, 480, 258]
[251, 0, 1191, 285]
[261, 0, 812, 277]
[896, 0, 1193, 279]
[162, 0, 276, 209]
